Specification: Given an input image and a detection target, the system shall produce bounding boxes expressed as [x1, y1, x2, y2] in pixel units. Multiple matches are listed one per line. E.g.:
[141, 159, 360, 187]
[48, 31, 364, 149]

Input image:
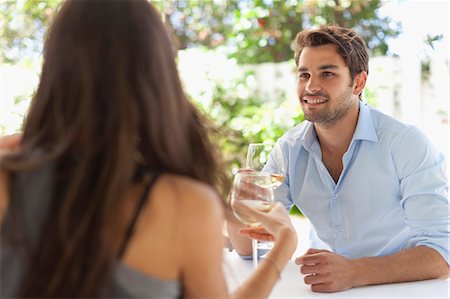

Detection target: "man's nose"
[305, 76, 322, 94]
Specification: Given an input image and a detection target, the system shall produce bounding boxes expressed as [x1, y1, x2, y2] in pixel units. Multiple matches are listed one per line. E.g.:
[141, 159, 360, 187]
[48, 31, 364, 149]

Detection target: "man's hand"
[295, 248, 358, 293]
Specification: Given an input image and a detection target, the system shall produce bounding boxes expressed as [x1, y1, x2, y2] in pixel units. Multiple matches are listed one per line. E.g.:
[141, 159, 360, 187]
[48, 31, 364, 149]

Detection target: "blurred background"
[1, 0, 448, 177]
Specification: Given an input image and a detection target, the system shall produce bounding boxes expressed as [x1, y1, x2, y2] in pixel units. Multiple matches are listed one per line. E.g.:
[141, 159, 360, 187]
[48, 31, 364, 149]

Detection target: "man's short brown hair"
[294, 25, 369, 81]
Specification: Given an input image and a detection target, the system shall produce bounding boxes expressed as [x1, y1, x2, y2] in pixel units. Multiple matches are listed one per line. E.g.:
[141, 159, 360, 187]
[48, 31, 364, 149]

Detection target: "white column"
[398, 33, 422, 127]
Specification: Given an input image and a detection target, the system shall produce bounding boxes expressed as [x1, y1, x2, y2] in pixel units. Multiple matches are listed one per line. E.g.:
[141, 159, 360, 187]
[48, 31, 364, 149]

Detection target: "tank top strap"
[118, 172, 161, 258]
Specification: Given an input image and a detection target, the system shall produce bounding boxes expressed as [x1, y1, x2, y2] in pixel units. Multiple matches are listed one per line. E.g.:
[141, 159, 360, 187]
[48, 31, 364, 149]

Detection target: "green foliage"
[363, 87, 378, 107]
[421, 33, 444, 81]
[190, 67, 305, 212]
[154, 0, 401, 64]
[2, 0, 400, 64]
[191, 70, 304, 174]
[0, 0, 60, 63]
[303, 0, 401, 57]
[193, 71, 306, 217]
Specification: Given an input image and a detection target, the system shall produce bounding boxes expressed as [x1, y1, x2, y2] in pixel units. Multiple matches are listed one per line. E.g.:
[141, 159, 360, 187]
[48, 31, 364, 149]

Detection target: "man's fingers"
[305, 248, 330, 255]
[295, 254, 322, 265]
[300, 264, 321, 275]
[304, 274, 327, 285]
[311, 283, 332, 293]
[295, 248, 332, 265]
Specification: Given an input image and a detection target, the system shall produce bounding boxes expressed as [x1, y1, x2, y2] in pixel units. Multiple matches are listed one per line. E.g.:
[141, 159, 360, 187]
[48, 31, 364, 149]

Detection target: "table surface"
[223, 250, 449, 299]
[223, 216, 449, 299]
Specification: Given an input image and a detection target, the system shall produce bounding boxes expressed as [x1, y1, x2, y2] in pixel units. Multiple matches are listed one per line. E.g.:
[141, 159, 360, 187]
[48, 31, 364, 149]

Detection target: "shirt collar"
[301, 121, 320, 154]
[353, 101, 379, 143]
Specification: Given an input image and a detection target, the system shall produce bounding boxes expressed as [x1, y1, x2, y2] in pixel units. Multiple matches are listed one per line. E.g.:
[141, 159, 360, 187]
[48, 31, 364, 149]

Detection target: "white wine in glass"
[246, 143, 286, 189]
[270, 173, 285, 189]
[230, 172, 275, 226]
[244, 143, 287, 267]
[233, 200, 273, 226]
[230, 172, 275, 268]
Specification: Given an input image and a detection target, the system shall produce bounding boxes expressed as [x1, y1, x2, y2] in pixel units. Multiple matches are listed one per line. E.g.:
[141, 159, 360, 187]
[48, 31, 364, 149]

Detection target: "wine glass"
[245, 143, 287, 267]
[230, 171, 275, 268]
[246, 143, 286, 189]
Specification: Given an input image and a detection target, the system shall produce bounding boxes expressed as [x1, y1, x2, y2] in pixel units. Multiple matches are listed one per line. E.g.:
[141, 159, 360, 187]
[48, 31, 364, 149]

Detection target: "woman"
[0, 0, 297, 298]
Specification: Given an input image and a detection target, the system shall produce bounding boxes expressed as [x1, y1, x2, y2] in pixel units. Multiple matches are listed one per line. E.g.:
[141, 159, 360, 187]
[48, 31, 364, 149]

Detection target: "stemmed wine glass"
[241, 142, 287, 267]
[230, 171, 275, 269]
[246, 143, 286, 189]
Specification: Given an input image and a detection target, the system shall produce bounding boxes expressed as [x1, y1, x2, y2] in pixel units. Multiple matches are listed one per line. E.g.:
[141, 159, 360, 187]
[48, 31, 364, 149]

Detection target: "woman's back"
[0, 0, 230, 296]
[118, 172, 227, 298]
[0, 0, 297, 296]
[0, 167, 225, 298]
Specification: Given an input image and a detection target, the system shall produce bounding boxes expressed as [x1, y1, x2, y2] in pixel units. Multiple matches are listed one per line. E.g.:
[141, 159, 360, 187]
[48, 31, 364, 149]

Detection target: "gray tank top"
[0, 165, 181, 298]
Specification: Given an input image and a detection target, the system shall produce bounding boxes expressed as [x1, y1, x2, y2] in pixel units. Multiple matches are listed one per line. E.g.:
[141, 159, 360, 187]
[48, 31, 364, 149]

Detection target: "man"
[227, 25, 449, 293]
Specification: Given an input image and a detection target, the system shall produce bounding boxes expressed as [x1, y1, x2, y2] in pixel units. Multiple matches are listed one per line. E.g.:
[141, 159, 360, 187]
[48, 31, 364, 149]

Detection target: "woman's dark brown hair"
[1, 0, 228, 297]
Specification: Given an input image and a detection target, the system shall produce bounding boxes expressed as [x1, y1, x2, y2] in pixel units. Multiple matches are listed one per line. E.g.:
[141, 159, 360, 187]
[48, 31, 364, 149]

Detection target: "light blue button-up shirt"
[266, 101, 449, 264]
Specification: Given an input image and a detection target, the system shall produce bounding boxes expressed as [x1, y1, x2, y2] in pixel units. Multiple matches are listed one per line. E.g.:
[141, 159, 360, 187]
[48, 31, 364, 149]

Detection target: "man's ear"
[353, 71, 367, 96]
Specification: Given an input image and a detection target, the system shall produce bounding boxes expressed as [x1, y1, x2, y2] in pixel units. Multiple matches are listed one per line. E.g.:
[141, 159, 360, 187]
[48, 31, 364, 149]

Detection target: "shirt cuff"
[237, 249, 269, 260]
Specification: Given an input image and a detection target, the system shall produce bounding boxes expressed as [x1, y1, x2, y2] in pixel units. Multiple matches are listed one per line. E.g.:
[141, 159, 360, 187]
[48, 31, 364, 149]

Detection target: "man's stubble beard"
[302, 87, 354, 129]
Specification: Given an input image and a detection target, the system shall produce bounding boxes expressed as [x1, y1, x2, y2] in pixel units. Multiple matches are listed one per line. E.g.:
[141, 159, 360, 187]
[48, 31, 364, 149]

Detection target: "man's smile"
[302, 96, 328, 105]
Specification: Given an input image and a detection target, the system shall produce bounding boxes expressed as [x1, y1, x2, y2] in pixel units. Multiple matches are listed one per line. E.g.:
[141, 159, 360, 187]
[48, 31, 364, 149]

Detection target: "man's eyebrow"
[318, 64, 338, 70]
[297, 64, 339, 72]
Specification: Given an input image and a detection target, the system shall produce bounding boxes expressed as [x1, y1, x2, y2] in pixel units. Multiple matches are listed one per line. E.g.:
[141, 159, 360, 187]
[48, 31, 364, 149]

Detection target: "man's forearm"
[353, 246, 449, 287]
[225, 207, 252, 255]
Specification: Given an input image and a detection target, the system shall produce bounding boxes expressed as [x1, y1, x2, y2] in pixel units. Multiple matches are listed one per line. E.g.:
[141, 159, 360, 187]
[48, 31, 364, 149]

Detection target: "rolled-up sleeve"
[397, 127, 449, 265]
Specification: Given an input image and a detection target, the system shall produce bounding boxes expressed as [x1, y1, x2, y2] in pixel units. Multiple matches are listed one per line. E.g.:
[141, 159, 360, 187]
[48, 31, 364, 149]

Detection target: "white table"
[223, 216, 449, 298]
[223, 250, 449, 298]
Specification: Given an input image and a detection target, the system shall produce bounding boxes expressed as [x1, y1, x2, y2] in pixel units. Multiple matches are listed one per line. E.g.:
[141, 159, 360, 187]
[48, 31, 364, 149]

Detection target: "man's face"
[296, 44, 358, 128]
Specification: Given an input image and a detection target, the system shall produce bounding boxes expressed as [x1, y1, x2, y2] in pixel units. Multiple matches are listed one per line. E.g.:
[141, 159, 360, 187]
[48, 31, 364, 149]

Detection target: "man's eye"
[299, 73, 310, 80]
[322, 72, 334, 77]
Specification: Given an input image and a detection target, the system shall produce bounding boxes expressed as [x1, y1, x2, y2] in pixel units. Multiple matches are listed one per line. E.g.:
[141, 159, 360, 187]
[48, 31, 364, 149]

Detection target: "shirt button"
[335, 225, 342, 232]
[333, 194, 338, 199]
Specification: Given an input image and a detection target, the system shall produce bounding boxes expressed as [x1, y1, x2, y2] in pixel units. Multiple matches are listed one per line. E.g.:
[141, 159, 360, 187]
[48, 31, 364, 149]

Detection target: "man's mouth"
[302, 97, 327, 104]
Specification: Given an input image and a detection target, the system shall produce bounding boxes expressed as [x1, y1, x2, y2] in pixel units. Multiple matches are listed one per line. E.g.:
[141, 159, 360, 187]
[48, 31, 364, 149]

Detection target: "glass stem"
[252, 239, 258, 269]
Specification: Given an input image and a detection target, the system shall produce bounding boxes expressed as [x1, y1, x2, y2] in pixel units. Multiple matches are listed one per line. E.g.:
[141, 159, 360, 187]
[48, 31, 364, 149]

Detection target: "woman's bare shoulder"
[152, 173, 225, 246]
[156, 173, 224, 214]
[156, 174, 228, 298]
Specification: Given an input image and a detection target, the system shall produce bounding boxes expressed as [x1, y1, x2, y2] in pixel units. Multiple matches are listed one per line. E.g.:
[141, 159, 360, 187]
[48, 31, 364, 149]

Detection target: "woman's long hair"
[1, 0, 228, 297]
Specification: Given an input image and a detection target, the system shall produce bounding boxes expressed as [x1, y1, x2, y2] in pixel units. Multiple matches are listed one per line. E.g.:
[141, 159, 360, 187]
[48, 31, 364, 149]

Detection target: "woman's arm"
[0, 134, 21, 153]
[180, 182, 297, 299]
[0, 134, 18, 222]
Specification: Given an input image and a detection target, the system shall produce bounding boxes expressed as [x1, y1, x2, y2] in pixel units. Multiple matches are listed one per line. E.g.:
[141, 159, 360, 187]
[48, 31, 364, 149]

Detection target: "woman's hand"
[238, 202, 297, 246]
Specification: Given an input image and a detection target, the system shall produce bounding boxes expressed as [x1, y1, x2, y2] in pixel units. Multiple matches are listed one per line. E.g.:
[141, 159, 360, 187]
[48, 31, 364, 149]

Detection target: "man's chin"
[302, 113, 319, 123]
[303, 114, 334, 127]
